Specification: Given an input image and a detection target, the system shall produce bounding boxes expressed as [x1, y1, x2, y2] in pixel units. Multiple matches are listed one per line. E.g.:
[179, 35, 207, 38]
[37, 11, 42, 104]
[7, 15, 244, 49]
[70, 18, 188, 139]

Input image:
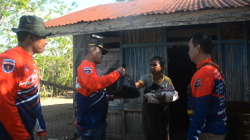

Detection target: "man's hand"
[109, 95, 121, 101]
[125, 73, 131, 79]
[40, 135, 47, 140]
[117, 67, 125, 76]
[112, 95, 121, 99]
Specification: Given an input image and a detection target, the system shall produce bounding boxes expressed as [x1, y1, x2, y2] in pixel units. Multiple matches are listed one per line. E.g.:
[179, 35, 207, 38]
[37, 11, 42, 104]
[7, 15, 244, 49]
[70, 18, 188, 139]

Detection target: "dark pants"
[142, 98, 169, 140]
[75, 121, 107, 140]
[199, 133, 225, 140]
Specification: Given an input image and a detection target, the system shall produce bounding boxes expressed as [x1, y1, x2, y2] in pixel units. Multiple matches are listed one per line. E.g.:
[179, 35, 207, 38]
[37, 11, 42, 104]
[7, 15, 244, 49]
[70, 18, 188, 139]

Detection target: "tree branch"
[40, 79, 75, 91]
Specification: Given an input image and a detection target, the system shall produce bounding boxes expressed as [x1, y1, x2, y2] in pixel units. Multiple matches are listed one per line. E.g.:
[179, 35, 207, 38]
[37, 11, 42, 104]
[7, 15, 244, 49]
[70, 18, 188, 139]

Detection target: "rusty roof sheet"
[45, 0, 250, 28]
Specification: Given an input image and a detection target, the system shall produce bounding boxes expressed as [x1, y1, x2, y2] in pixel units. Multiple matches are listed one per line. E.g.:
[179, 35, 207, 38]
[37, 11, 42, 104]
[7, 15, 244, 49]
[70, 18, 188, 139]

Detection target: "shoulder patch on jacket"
[2, 59, 15, 73]
[194, 79, 203, 90]
[84, 67, 92, 74]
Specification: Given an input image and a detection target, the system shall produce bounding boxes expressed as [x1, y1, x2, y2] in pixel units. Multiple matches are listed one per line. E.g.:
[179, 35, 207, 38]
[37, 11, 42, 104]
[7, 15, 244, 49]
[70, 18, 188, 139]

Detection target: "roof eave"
[46, 6, 250, 37]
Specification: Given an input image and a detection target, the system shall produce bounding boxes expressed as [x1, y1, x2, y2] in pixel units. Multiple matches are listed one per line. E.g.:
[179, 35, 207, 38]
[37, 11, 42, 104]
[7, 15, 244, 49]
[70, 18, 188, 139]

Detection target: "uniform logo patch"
[84, 67, 92, 74]
[2, 59, 15, 73]
[194, 79, 202, 89]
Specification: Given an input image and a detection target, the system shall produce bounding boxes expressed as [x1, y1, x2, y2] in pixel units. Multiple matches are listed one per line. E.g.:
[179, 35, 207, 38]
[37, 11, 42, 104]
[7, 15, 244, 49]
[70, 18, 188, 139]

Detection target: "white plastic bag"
[144, 90, 179, 104]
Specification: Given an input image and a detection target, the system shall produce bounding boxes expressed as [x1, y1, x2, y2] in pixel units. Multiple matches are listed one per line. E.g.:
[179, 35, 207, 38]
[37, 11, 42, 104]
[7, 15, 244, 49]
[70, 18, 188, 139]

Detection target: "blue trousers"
[75, 121, 107, 140]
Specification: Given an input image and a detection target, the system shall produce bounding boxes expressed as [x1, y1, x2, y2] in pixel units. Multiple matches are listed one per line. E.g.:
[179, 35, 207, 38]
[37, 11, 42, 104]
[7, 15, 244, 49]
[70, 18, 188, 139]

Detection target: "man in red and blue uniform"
[187, 32, 227, 140]
[75, 39, 125, 140]
[0, 15, 51, 140]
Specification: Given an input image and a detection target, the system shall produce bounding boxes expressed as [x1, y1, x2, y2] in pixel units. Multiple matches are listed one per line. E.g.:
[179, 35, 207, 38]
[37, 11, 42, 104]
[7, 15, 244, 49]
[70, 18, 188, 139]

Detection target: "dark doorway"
[167, 45, 196, 140]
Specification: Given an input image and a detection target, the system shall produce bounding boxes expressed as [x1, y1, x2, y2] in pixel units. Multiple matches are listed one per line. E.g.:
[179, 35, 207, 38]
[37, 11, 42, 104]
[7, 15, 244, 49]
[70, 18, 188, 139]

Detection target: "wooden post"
[163, 27, 168, 76]
[73, 34, 91, 114]
[73, 35, 76, 110]
[243, 21, 248, 102]
[217, 23, 222, 68]
[120, 31, 126, 140]
[162, 27, 170, 139]
[73, 34, 91, 138]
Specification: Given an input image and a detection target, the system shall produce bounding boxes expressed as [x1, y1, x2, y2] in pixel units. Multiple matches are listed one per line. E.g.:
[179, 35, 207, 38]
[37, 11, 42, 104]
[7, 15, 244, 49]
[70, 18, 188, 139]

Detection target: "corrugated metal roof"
[45, 0, 250, 28]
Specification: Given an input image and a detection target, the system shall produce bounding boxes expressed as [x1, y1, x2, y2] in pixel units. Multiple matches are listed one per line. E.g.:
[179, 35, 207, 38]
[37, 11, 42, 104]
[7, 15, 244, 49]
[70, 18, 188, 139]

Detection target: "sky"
[0, 0, 119, 46]
[65, 0, 117, 14]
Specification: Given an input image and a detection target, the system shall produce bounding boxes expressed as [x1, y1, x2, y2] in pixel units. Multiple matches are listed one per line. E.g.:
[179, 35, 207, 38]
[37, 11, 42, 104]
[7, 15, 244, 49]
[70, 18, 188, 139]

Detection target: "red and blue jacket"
[0, 46, 46, 140]
[75, 60, 121, 129]
[187, 58, 227, 140]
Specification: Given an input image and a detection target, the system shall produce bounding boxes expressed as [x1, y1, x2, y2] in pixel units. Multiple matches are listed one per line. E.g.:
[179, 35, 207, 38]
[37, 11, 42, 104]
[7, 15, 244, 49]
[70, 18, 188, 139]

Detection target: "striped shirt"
[0, 46, 46, 140]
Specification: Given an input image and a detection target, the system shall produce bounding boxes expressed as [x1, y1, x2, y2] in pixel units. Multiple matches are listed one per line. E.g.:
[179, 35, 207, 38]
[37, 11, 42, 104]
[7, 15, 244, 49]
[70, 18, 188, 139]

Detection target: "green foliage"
[0, 0, 77, 49]
[0, 0, 77, 96]
[35, 35, 74, 97]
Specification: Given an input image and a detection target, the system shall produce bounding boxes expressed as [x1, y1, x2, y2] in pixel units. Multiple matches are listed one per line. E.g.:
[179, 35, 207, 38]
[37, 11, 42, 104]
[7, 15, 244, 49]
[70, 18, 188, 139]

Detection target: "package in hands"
[144, 86, 179, 104]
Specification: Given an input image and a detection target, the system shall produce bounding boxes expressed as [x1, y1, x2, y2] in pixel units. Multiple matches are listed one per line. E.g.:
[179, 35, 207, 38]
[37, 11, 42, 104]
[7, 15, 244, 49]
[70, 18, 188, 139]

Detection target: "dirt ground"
[34, 93, 77, 140]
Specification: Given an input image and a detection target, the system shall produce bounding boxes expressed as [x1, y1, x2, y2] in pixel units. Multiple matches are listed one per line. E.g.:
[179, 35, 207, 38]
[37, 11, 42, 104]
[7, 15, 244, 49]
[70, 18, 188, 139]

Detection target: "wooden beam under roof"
[46, 6, 250, 37]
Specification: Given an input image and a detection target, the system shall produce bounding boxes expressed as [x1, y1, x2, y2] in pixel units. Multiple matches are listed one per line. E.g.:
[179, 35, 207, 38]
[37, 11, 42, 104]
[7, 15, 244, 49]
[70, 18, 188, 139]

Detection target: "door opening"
[167, 45, 196, 139]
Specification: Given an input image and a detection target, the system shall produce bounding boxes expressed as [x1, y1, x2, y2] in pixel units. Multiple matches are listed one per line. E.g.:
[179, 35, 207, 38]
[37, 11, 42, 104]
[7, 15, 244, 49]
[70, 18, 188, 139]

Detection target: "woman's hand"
[153, 91, 166, 105]
[135, 81, 143, 89]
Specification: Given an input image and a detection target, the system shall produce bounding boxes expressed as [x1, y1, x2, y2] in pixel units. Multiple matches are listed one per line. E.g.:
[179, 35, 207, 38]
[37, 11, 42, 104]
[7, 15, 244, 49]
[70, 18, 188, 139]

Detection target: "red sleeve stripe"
[17, 87, 38, 99]
[37, 130, 47, 136]
[22, 98, 40, 110]
[26, 136, 32, 140]
[93, 91, 102, 99]
[211, 94, 226, 100]
[75, 118, 83, 130]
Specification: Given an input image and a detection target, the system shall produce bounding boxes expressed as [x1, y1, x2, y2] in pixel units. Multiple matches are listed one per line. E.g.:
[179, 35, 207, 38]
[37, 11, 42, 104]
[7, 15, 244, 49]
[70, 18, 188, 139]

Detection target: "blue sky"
[0, 0, 118, 46]
[65, 0, 117, 13]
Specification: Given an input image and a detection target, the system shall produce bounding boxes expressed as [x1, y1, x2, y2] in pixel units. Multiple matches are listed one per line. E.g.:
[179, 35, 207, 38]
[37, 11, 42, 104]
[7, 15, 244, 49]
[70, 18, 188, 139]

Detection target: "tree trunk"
[42, 59, 46, 99]
[55, 61, 59, 96]
[43, 85, 46, 99]
[51, 61, 55, 98]
[42, 59, 45, 78]
[56, 88, 59, 96]
[68, 63, 70, 77]
[50, 86, 53, 98]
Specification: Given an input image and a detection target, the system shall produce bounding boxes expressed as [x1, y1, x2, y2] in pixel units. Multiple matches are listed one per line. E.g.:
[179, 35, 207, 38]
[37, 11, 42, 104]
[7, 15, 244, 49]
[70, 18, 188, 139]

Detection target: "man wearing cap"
[0, 15, 51, 140]
[75, 39, 125, 140]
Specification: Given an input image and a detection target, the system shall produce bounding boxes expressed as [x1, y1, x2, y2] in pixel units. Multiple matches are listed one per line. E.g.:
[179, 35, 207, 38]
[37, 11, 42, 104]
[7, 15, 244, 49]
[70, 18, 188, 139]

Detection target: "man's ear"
[196, 44, 201, 53]
[90, 47, 96, 54]
[27, 34, 33, 42]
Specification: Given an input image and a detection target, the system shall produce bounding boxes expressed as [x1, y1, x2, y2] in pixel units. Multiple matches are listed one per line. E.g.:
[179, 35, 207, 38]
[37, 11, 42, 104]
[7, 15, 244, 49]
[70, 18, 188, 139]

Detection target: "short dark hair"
[85, 46, 97, 55]
[17, 31, 30, 42]
[150, 56, 166, 71]
[190, 31, 212, 54]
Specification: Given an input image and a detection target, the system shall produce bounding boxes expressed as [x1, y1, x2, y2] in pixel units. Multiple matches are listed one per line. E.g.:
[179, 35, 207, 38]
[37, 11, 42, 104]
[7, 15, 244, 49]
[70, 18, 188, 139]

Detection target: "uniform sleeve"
[35, 100, 47, 136]
[78, 65, 121, 93]
[0, 59, 31, 139]
[187, 71, 213, 140]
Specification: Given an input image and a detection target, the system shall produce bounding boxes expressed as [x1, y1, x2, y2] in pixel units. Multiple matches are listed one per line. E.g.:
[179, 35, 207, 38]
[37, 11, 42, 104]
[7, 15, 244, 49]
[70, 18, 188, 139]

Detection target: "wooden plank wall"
[122, 28, 163, 105]
[221, 43, 244, 101]
[108, 28, 164, 140]
[218, 22, 249, 102]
